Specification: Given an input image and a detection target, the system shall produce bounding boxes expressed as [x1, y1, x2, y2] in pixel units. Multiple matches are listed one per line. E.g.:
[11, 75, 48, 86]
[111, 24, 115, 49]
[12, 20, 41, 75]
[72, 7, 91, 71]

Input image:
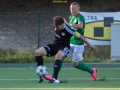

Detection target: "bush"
[0, 48, 35, 63]
[0, 46, 120, 63]
[83, 46, 111, 62]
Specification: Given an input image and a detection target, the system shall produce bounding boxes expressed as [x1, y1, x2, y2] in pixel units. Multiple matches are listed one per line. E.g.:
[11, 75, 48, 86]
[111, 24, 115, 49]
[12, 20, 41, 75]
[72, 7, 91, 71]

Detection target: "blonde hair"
[71, 2, 80, 8]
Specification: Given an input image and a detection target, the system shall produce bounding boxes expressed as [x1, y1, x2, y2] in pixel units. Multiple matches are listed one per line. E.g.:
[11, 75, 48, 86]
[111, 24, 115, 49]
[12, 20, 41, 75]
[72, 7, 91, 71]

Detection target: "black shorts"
[44, 44, 70, 58]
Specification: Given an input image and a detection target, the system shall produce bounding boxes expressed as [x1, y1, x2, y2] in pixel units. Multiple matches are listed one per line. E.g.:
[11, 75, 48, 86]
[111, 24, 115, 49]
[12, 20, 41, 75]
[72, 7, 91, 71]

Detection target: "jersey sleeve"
[63, 23, 81, 38]
[77, 14, 84, 23]
[63, 23, 76, 35]
[69, 15, 72, 23]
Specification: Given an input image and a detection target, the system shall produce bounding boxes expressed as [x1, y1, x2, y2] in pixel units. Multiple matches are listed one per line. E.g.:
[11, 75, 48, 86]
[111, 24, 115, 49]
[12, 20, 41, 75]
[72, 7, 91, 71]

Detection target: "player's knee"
[55, 51, 64, 60]
[72, 62, 78, 67]
[35, 47, 45, 56]
[55, 55, 63, 60]
[35, 49, 42, 56]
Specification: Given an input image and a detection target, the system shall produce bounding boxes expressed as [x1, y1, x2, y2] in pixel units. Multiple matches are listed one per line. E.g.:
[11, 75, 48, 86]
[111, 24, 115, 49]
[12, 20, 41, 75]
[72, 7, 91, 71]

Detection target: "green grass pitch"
[0, 65, 120, 90]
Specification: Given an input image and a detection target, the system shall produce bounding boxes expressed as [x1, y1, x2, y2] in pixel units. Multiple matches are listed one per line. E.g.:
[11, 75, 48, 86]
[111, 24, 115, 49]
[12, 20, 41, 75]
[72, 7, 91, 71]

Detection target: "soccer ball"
[36, 65, 48, 76]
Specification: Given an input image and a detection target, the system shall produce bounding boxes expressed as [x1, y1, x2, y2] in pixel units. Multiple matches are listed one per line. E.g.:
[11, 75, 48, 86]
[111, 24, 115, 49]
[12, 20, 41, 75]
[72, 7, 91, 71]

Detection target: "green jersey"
[69, 13, 85, 45]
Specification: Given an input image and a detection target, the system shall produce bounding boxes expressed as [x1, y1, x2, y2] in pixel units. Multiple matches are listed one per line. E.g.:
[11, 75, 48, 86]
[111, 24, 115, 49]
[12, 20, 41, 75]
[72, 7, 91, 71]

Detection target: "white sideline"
[0, 88, 120, 90]
[0, 78, 120, 81]
[0, 68, 120, 69]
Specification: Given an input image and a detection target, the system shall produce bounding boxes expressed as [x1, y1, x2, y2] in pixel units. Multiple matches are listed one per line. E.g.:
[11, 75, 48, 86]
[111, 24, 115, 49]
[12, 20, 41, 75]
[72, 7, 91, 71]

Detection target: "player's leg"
[35, 47, 47, 66]
[52, 46, 73, 78]
[52, 59, 63, 78]
[71, 44, 97, 81]
[44, 59, 63, 81]
[35, 47, 47, 83]
[73, 62, 97, 81]
[35, 44, 59, 83]
[45, 46, 73, 81]
[46, 51, 64, 83]
[49, 47, 70, 83]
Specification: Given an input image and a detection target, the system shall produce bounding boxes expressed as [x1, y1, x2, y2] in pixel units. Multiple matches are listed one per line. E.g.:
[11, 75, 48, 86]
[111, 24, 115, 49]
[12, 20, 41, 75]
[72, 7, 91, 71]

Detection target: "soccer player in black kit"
[35, 16, 99, 83]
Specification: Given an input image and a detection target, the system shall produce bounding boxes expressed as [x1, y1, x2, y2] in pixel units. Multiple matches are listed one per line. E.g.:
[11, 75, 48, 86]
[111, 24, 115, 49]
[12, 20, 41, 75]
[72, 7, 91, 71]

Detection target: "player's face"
[54, 23, 64, 30]
[70, 5, 80, 16]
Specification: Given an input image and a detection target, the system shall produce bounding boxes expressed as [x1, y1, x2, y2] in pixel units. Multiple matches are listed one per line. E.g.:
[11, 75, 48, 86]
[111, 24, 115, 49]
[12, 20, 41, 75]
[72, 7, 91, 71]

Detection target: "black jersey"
[54, 23, 75, 47]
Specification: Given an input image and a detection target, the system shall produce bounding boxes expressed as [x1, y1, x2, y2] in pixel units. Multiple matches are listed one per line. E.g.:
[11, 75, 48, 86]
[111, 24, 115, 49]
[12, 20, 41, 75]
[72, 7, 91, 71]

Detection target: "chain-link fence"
[0, 12, 38, 51]
[0, 12, 70, 51]
[0, 12, 111, 62]
[39, 12, 70, 46]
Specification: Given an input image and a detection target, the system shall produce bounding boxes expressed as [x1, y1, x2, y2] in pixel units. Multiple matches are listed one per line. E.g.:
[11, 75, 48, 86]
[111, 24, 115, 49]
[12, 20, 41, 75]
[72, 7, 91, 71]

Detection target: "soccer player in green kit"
[45, 2, 97, 82]
[66, 2, 97, 81]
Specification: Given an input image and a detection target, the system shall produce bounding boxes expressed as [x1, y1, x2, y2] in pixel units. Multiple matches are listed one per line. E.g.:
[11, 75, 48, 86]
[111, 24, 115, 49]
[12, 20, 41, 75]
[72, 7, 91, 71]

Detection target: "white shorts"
[67, 44, 84, 62]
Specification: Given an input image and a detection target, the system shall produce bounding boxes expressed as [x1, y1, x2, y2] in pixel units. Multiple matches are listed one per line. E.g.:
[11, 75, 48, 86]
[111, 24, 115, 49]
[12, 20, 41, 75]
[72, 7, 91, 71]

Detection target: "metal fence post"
[37, 12, 40, 48]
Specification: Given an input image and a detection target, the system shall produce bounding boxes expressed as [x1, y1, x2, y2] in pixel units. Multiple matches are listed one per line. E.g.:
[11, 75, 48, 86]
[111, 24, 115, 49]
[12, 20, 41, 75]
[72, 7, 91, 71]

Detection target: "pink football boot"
[91, 68, 97, 81]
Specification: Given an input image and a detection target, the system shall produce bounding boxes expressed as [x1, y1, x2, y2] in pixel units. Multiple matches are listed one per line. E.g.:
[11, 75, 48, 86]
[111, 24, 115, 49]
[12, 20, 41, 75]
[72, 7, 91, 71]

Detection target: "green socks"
[52, 61, 93, 77]
[75, 62, 93, 74]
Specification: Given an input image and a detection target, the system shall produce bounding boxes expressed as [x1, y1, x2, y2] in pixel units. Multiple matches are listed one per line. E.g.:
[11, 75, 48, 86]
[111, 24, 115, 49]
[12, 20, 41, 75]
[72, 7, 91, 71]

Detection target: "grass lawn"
[0, 65, 120, 90]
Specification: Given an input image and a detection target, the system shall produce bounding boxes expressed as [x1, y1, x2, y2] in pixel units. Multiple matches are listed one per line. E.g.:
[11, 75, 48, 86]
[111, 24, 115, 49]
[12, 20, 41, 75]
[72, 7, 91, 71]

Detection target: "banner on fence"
[80, 12, 120, 45]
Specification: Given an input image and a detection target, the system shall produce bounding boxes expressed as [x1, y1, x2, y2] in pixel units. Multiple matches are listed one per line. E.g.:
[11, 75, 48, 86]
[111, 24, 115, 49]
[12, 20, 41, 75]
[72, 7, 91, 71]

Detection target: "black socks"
[35, 56, 43, 66]
[35, 56, 61, 80]
[53, 60, 61, 79]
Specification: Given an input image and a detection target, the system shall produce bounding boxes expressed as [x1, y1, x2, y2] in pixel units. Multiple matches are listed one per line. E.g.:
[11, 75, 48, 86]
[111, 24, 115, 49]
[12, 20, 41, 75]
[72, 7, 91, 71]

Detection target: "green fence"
[0, 12, 70, 50]
[0, 12, 112, 63]
[0, 12, 38, 51]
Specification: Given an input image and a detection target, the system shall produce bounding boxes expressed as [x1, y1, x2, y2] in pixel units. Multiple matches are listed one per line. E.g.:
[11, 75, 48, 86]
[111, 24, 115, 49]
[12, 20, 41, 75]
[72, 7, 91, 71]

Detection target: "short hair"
[53, 16, 64, 27]
[71, 2, 80, 8]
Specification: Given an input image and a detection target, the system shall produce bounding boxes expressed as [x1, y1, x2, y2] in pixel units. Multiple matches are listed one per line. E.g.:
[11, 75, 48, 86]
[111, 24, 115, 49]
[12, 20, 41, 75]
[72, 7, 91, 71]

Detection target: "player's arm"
[74, 32, 99, 51]
[71, 15, 84, 29]
[63, 18, 69, 25]
[64, 23, 97, 51]
[64, 18, 83, 29]
[70, 21, 83, 29]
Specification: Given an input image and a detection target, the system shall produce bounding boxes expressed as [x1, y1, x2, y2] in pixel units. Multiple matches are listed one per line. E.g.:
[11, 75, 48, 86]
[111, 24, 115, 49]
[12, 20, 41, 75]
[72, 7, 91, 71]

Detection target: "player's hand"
[89, 45, 99, 52]
[63, 18, 68, 24]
